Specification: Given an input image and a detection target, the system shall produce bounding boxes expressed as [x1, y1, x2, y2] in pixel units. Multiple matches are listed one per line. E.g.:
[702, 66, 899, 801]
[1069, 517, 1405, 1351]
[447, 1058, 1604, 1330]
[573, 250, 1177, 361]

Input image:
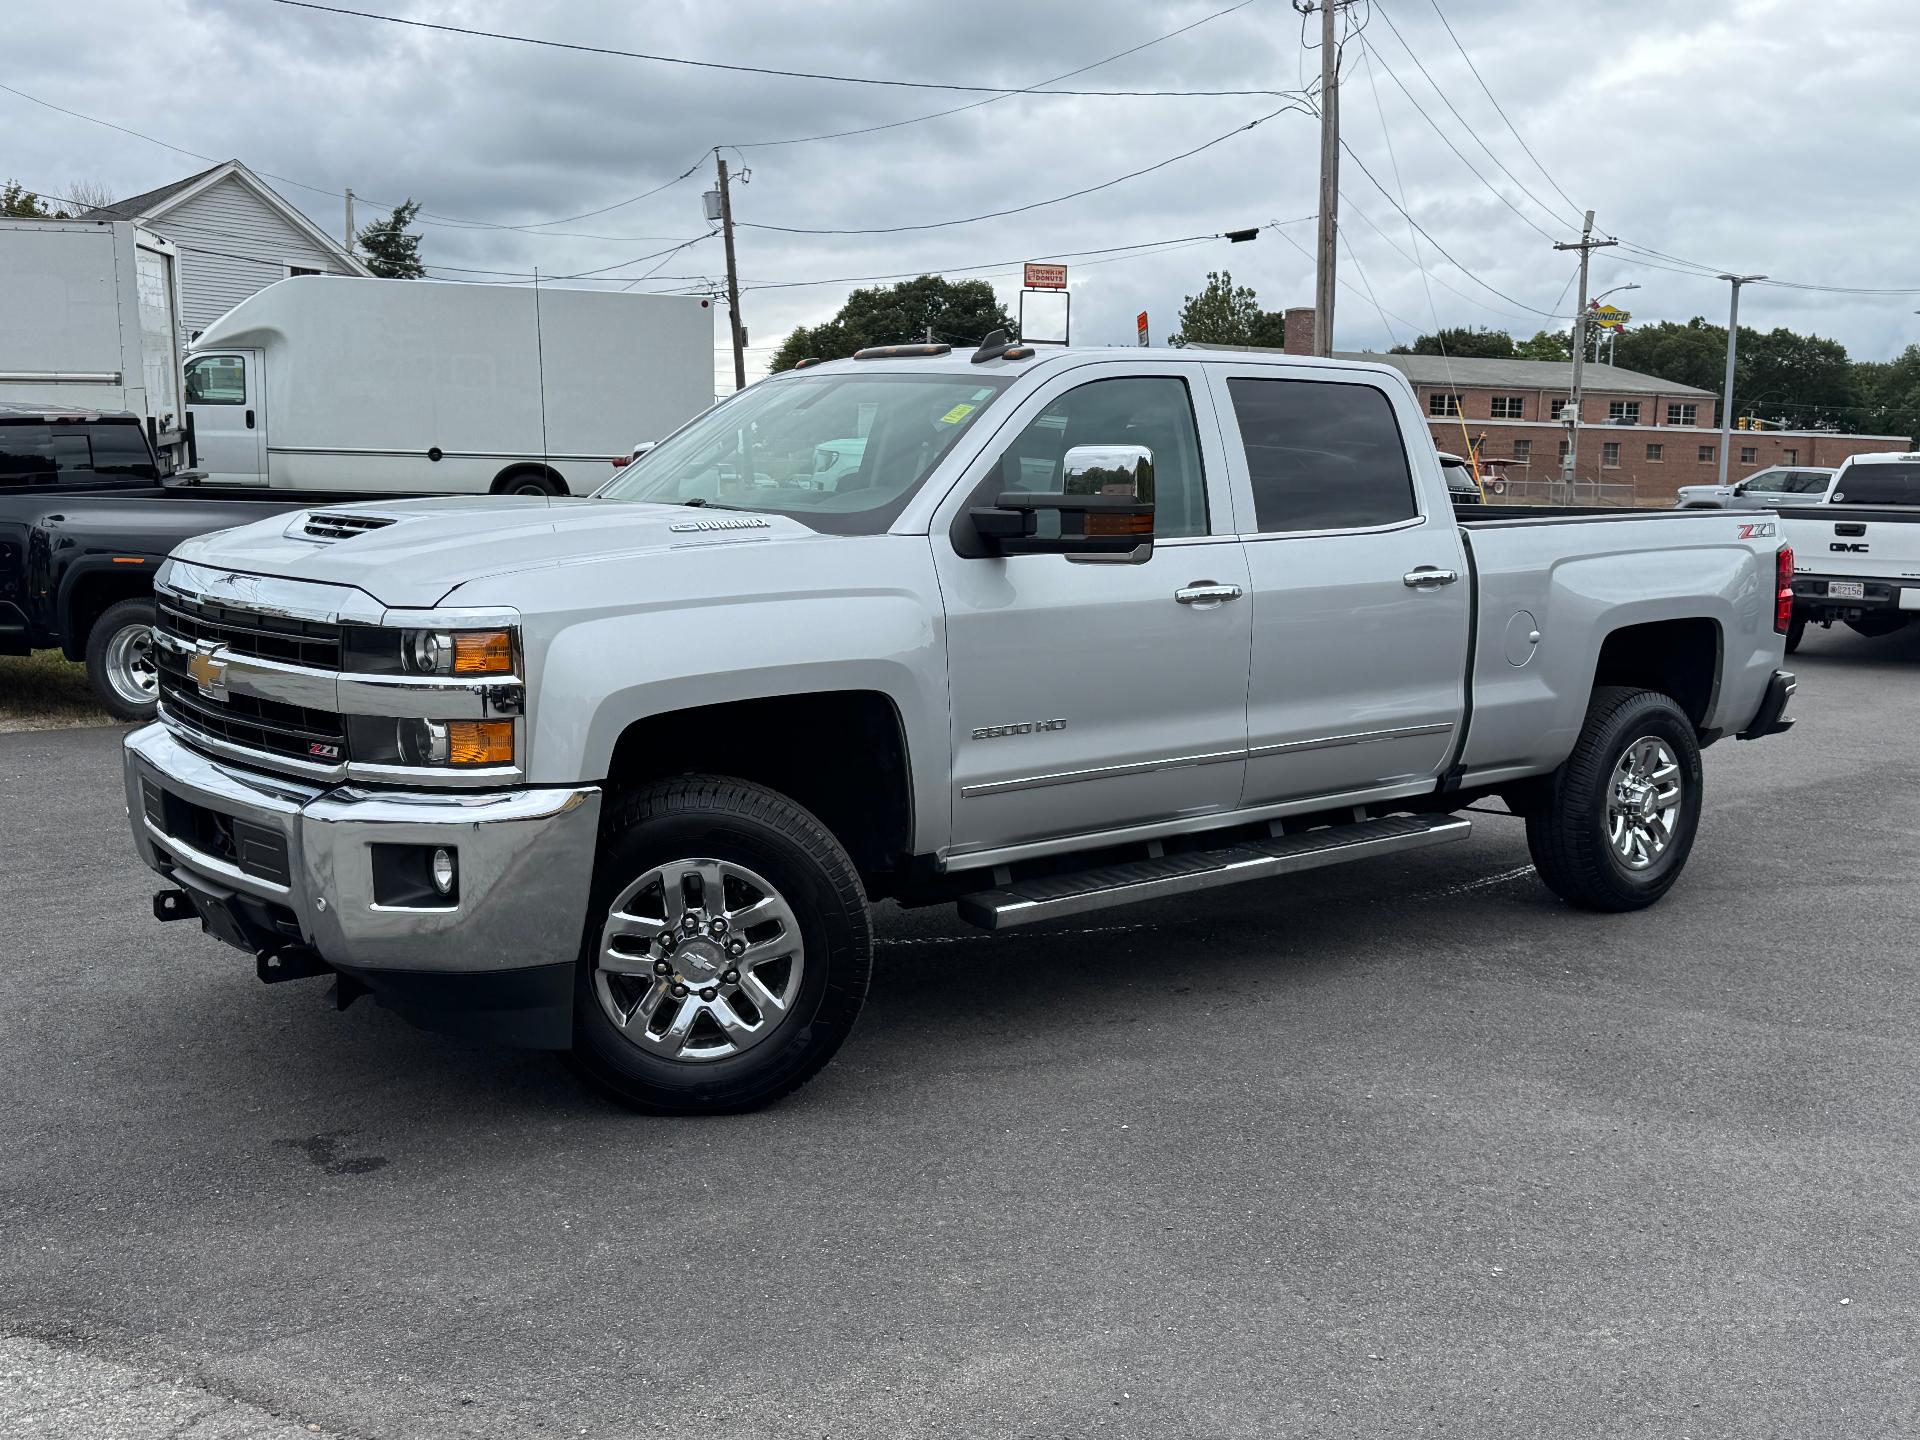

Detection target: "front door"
[932, 363, 1252, 861]
[1205, 366, 1471, 807]
[184, 350, 265, 483]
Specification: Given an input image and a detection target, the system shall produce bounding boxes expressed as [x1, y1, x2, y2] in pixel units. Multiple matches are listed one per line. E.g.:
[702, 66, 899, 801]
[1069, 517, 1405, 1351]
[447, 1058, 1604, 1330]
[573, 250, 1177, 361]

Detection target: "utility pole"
[1552, 210, 1616, 498]
[714, 152, 747, 391]
[1716, 274, 1765, 486]
[1311, 0, 1342, 357]
[344, 188, 355, 257]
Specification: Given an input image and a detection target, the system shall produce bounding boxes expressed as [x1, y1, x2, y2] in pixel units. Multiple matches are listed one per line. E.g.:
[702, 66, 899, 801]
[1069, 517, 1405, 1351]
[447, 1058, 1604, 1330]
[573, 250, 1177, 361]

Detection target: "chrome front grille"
[157, 593, 343, 669]
[153, 646, 347, 765]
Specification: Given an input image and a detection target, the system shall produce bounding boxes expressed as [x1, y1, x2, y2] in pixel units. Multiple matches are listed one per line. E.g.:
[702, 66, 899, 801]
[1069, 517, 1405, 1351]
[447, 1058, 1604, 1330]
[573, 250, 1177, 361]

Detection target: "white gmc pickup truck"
[123, 338, 1799, 1113]
[1778, 450, 1920, 651]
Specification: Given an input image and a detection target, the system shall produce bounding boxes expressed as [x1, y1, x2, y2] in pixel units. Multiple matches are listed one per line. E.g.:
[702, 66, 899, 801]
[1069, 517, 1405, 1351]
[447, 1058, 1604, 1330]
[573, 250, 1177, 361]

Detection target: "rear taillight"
[1775, 545, 1794, 634]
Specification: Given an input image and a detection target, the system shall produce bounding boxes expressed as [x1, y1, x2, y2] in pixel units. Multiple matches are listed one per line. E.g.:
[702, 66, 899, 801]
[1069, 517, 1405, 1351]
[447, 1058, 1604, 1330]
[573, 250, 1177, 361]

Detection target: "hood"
[169, 496, 833, 608]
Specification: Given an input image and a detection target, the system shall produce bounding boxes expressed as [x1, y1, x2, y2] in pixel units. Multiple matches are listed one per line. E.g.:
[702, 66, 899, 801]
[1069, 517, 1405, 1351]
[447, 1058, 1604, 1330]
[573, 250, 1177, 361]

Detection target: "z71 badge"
[1737, 521, 1776, 539]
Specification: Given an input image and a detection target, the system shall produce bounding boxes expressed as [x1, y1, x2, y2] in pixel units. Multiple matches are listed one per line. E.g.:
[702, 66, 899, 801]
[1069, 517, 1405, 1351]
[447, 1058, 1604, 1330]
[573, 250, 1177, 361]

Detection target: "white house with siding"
[82, 159, 370, 338]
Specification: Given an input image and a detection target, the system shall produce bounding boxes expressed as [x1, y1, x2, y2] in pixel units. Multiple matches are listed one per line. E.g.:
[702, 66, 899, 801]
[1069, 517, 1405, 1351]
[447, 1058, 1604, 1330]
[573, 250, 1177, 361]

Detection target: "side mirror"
[970, 444, 1155, 559]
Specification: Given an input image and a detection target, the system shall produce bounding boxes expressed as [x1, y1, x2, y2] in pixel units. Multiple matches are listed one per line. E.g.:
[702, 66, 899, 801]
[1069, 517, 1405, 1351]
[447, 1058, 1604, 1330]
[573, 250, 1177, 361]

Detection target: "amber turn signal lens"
[446, 720, 514, 766]
[452, 630, 513, 675]
[1083, 511, 1154, 537]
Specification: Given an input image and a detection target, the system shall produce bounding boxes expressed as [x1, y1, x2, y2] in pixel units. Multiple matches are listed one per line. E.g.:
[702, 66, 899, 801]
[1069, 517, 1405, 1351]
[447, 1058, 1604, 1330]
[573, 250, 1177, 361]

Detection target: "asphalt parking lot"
[3, 622, 1917, 1439]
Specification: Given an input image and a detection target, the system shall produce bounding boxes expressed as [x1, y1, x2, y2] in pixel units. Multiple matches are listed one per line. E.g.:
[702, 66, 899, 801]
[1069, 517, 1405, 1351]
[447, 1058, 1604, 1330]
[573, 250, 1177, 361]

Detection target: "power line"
[1368, 3, 1579, 232]
[0, 80, 710, 241]
[1350, 33, 1557, 242]
[1416, 0, 1586, 222]
[727, 0, 1264, 148]
[737, 102, 1310, 236]
[265, 0, 1296, 98]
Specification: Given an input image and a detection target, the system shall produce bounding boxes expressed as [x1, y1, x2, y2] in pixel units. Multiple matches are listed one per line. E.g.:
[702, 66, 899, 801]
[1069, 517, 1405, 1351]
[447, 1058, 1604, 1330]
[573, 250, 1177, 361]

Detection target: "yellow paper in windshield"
[938, 403, 976, 425]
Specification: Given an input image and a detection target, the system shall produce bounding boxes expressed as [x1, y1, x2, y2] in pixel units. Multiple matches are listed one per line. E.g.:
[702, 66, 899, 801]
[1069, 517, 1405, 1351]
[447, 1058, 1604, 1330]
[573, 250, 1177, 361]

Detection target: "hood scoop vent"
[301, 512, 400, 542]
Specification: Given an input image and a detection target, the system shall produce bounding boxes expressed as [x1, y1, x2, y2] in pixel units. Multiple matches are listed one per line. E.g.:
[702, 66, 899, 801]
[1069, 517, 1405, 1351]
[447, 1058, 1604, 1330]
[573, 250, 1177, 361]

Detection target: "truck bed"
[1459, 504, 1724, 526]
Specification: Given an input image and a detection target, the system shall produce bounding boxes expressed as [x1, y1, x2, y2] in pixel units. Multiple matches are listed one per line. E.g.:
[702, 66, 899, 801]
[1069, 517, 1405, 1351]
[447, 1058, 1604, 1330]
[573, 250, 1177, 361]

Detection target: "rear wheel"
[493, 468, 565, 497]
[1526, 687, 1703, 912]
[85, 597, 159, 722]
[572, 775, 872, 1114]
[1784, 615, 1806, 654]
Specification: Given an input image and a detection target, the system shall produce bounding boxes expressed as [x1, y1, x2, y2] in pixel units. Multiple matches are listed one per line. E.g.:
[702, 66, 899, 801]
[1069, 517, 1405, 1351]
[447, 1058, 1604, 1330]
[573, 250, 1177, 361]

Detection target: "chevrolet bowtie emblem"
[188, 645, 230, 701]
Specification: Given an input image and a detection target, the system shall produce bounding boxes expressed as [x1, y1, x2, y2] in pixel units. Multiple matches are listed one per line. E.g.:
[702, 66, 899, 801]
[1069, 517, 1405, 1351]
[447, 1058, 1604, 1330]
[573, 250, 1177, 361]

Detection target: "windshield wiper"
[677, 497, 743, 510]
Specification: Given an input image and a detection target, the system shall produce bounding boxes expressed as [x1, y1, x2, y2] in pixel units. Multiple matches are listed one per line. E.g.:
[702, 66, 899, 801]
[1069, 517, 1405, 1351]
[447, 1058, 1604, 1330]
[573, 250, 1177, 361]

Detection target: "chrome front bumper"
[124, 723, 601, 975]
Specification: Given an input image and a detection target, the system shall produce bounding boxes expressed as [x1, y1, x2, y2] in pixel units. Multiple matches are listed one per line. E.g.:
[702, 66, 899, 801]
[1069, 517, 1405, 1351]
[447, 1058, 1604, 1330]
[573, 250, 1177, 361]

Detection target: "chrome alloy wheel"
[104, 623, 159, 705]
[593, 857, 805, 1063]
[1606, 736, 1683, 871]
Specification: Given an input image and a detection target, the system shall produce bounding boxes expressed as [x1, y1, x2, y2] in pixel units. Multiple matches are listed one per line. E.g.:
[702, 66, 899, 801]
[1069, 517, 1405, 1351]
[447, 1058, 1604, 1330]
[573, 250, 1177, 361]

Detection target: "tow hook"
[152, 888, 195, 922]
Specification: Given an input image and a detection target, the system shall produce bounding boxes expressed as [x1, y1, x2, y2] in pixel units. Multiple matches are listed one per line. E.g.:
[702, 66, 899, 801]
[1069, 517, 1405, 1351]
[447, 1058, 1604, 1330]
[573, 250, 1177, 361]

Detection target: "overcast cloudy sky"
[11, 0, 1920, 393]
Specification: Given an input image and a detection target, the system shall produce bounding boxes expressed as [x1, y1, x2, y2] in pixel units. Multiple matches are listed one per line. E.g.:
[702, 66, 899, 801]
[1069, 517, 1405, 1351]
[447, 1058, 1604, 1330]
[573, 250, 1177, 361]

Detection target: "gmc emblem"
[1831, 542, 1870, 553]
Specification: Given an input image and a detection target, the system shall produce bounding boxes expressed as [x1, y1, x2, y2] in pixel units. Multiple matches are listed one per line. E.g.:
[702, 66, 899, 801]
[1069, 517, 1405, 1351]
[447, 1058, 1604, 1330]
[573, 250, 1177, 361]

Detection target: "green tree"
[1514, 328, 1572, 361]
[2, 180, 67, 218]
[1391, 326, 1514, 359]
[1168, 271, 1285, 348]
[769, 275, 1013, 372]
[355, 199, 424, 278]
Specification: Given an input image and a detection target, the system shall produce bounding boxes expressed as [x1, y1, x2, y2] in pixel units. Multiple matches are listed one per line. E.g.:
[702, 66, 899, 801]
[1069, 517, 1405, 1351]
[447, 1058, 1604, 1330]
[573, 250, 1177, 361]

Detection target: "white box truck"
[183, 276, 716, 494]
[0, 218, 191, 469]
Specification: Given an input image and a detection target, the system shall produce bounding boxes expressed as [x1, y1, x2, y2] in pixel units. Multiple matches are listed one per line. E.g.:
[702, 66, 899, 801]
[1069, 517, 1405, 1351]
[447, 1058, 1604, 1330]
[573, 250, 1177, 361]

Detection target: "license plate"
[1828, 580, 1865, 600]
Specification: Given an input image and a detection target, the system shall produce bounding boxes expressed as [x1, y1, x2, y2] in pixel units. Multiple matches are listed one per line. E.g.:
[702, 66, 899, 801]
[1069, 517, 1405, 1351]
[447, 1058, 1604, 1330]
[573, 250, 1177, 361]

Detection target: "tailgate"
[1781, 508, 1920, 579]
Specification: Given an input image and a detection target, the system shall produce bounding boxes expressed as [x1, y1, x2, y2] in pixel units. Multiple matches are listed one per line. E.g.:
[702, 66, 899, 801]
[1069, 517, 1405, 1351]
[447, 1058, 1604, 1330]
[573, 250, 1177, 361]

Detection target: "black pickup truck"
[1, 405, 400, 719]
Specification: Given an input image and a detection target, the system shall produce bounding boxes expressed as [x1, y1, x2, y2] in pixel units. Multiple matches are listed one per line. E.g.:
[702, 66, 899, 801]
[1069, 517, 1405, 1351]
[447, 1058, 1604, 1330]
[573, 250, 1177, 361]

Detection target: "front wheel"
[85, 597, 159, 721]
[572, 776, 873, 1114]
[1526, 687, 1704, 912]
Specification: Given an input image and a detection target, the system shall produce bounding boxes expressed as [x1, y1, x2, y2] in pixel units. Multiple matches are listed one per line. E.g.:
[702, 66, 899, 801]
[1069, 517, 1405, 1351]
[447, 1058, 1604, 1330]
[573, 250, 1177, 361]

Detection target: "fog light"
[431, 848, 456, 895]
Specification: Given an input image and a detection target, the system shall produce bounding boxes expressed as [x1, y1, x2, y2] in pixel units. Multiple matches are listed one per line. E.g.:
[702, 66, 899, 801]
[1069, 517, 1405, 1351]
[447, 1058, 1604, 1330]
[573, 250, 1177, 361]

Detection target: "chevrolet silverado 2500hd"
[122, 339, 1799, 1113]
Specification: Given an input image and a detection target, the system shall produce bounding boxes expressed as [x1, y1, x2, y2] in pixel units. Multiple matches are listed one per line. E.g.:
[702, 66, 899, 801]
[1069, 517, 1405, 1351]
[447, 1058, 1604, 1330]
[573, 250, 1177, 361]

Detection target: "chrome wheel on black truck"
[1525, 687, 1704, 912]
[85, 597, 160, 722]
[573, 776, 872, 1114]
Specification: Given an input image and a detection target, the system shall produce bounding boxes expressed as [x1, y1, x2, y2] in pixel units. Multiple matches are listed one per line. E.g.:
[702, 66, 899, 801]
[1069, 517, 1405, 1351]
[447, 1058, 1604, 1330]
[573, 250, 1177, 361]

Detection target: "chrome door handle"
[1175, 582, 1243, 605]
[1402, 568, 1459, 588]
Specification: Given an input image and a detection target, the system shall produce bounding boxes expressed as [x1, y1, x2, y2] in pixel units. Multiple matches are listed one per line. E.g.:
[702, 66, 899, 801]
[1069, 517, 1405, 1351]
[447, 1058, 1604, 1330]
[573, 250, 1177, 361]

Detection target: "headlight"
[347, 717, 515, 768]
[345, 626, 518, 677]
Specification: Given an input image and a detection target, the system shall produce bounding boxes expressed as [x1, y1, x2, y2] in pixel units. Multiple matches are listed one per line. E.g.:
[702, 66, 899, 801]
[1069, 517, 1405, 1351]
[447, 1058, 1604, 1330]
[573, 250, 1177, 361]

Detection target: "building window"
[1490, 395, 1524, 419]
[1602, 441, 1621, 468]
[1557, 439, 1571, 462]
[1607, 400, 1642, 423]
[1783, 448, 1799, 465]
[1667, 402, 1698, 426]
[1646, 443, 1664, 462]
[1698, 444, 1715, 463]
[1512, 439, 1532, 463]
[1740, 446, 1758, 465]
[288, 265, 325, 277]
[1550, 398, 1569, 420]
[1428, 392, 1461, 417]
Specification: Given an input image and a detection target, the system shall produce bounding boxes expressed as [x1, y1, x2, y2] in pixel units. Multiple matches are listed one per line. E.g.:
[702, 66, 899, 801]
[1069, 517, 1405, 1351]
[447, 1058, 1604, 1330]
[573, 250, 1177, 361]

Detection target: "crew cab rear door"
[1203, 363, 1471, 808]
[931, 360, 1251, 860]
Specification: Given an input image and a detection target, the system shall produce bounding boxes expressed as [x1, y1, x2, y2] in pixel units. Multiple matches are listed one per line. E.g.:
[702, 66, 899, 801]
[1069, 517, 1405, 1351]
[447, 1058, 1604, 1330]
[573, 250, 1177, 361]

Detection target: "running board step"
[956, 814, 1472, 931]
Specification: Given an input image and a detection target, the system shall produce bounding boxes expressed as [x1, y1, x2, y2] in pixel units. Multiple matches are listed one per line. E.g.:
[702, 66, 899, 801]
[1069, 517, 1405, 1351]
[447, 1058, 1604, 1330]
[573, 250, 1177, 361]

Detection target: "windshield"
[599, 371, 1013, 534]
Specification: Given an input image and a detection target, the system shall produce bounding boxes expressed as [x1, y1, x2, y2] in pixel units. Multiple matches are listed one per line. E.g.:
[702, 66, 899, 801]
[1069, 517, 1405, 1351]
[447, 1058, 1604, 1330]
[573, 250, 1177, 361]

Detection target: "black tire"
[572, 775, 872, 1114]
[1525, 686, 1704, 913]
[84, 597, 160, 722]
[494, 469, 565, 497]
[1785, 615, 1806, 654]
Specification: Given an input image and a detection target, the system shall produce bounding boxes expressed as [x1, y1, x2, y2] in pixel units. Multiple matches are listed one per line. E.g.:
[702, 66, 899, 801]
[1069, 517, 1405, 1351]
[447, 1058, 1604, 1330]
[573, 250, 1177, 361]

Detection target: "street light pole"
[1716, 274, 1765, 486]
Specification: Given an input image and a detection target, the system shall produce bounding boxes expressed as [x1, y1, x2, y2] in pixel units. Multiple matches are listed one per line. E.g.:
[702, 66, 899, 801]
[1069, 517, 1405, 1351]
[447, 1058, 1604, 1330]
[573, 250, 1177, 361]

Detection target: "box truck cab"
[183, 276, 716, 494]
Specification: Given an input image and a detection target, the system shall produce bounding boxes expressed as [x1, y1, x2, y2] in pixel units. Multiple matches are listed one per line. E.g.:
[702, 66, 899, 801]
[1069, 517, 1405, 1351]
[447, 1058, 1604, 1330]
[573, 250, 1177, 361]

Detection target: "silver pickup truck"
[123, 339, 1798, 1113]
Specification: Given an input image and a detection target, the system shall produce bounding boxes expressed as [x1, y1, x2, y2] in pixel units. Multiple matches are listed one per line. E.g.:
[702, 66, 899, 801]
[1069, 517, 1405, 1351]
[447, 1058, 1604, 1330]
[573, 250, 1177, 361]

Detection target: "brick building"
[1344, 350, 1902, 505]
[1203, 310, 1905, 505]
